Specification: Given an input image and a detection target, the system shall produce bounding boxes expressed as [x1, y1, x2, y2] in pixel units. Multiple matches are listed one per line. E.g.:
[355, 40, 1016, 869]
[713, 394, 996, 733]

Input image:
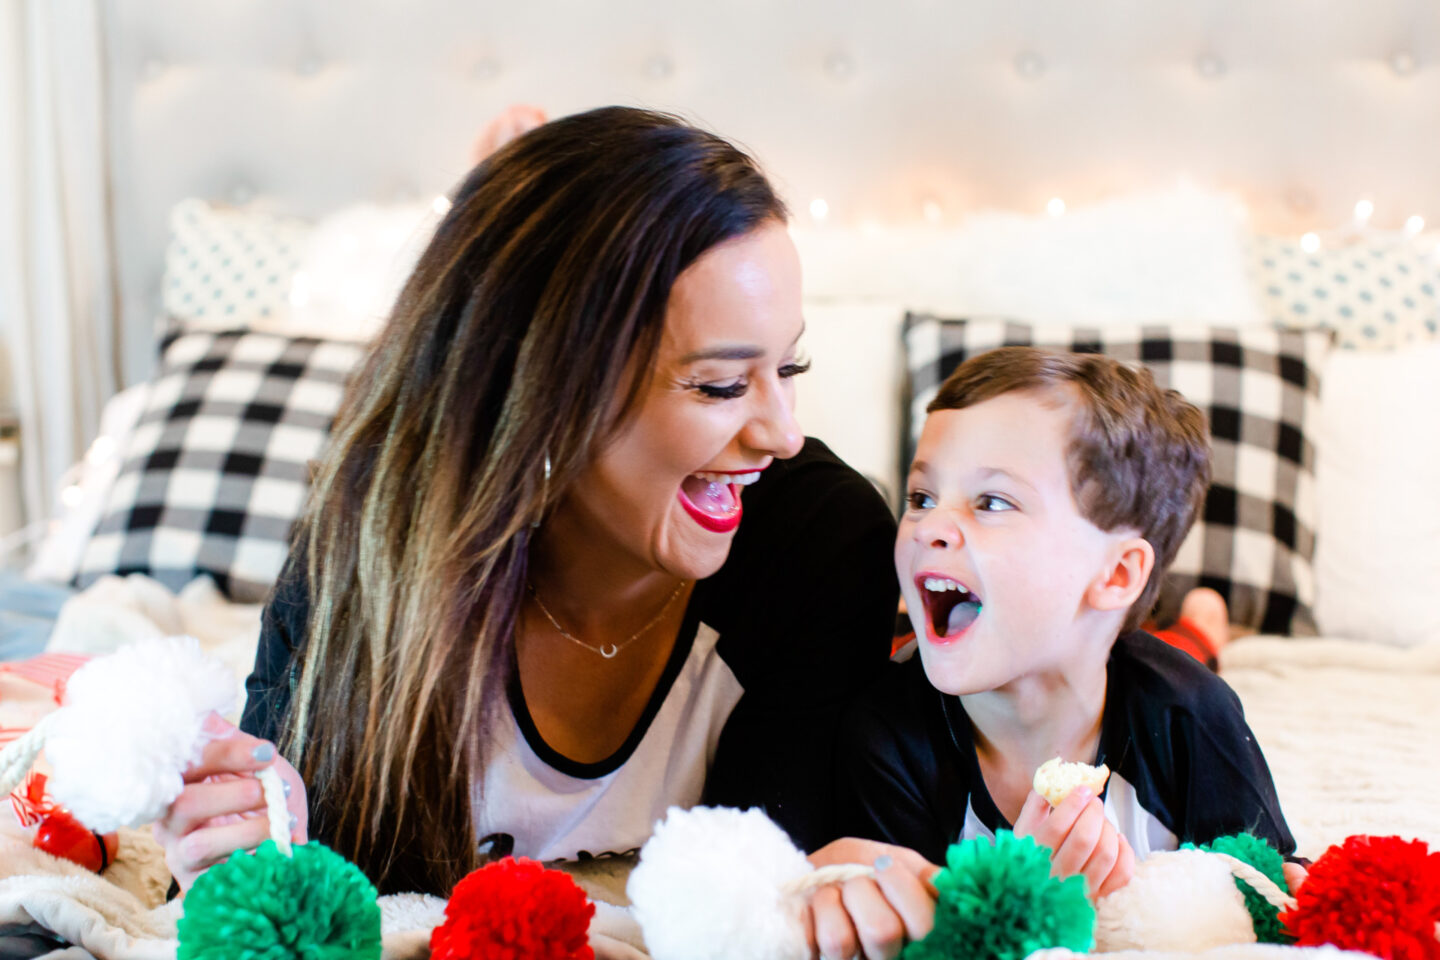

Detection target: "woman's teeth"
[923, 576, 968, 593]
[693, 471, 761, 485]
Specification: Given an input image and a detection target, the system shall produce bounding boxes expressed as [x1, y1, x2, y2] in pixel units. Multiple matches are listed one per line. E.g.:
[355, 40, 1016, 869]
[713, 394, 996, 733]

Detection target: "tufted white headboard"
[104, 0, 1440, 384]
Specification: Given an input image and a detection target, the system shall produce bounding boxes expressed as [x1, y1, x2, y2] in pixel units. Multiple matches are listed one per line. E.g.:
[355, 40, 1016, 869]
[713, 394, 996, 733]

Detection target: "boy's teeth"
[694, 471, 761, 486]
[923, 576, 968, 593]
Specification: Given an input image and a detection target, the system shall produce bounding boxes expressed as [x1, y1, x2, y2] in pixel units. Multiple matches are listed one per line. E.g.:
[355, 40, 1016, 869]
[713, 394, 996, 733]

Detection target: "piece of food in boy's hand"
[1033, 756, 1111, 807]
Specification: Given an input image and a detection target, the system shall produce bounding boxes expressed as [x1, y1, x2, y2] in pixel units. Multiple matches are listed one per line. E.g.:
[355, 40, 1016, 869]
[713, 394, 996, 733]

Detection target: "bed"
[4, 2, 1440, 957]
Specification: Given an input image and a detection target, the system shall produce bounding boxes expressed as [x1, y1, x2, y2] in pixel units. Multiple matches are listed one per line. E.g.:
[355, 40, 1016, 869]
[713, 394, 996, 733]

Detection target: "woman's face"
[554, 220, 807, 581]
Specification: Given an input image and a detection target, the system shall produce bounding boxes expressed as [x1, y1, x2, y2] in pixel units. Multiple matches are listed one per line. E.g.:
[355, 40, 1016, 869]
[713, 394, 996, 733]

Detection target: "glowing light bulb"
[809, 198, 829, 222]
[431, 195, 451, 215]
[1046, 197, 1066, 218]
[1354, 199, 1374, 223]
[1405, 215, 1425, 235]
[1300, 232, 1321, 253]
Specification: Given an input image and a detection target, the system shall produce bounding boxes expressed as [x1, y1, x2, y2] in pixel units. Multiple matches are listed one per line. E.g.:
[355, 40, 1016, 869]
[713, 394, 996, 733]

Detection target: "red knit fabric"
[1281, 835, 1440, 959]
[430, 857, 596, 960]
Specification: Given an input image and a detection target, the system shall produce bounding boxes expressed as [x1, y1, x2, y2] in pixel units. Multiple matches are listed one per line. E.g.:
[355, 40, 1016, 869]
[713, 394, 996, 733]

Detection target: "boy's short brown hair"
[928, 346, 1212, 632]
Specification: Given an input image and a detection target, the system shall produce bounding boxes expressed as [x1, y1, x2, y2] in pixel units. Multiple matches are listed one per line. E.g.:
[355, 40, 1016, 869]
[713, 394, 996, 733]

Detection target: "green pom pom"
[1183, 833, 1294, 944]
[902, 831, 1094, 960]
[177, 840, 381, 960]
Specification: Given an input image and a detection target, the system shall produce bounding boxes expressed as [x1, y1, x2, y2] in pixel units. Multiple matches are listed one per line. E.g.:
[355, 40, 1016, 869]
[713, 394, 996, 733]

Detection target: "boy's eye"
[977, 494, 1016, 512]
[906, 490, 936, 511]
[696, 380, 747, 400]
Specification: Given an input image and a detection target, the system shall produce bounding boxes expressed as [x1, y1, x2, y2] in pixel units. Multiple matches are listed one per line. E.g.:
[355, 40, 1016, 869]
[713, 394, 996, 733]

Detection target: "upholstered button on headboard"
[104, 0, 1440, 384]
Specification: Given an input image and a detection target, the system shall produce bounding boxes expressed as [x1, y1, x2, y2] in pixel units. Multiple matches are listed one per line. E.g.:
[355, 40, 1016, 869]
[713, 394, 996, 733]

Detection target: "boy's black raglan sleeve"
[1173, 681, 1297, 856]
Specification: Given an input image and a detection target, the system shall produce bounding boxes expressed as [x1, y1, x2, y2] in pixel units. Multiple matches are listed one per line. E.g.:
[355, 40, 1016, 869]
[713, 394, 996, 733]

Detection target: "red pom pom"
[430, 857, 595, 960]
[1282, 835, 1440, 960]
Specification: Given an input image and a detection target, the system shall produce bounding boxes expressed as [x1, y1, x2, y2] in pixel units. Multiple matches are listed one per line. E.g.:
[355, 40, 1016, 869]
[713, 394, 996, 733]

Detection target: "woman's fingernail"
[282, 779, 292, 797]
[289, 813, 298, 830]
[251, 743, 275, 763]
[873, 854, 894, 871]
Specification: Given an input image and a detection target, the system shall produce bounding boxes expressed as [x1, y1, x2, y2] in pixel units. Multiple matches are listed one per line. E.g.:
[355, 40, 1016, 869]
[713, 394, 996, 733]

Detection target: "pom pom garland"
[45, 636, 236, 832]
[627, 805, 870, 960]
[177, 839, 382, 960]
[1092, 847, 1257, 951]
[429, 857, 595, 960]
[1190, 833, 1295, 943]
[902, 831, 1093, 960]
[1281, 835, 1440, 959]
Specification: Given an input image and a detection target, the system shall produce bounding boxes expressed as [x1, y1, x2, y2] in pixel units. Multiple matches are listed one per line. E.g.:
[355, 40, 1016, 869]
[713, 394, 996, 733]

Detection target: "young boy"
[837, 346, 1295, 898]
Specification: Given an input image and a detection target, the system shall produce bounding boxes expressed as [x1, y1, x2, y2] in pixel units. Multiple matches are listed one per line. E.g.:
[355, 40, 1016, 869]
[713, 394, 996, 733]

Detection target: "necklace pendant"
[599, 643, 619, 659]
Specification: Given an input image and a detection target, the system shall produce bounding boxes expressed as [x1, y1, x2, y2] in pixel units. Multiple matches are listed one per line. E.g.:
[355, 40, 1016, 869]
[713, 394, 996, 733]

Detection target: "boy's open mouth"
[919, 575, 983, 641]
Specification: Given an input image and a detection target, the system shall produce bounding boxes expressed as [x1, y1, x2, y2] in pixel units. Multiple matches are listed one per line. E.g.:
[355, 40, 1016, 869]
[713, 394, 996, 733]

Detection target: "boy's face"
[897, 389, 1130, 696]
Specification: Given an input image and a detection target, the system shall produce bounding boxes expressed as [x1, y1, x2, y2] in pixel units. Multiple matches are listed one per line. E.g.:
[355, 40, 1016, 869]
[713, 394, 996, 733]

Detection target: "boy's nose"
[915, 508, 964, 549]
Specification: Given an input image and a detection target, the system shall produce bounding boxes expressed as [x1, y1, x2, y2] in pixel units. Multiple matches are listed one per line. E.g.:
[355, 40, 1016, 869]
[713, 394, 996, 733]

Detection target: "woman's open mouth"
[677, 470, 762, 533]
[919, 575, 983, 644]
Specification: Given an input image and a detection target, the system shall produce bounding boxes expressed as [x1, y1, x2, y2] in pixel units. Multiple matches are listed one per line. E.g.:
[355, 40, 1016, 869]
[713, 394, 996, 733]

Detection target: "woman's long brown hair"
[282, 107, 787, 894]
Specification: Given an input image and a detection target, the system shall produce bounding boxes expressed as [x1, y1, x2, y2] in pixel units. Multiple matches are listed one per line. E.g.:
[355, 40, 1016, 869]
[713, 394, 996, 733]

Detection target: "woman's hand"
[805, 838, 940, 960]
[1283, 861, 1308, 896]
[1013, 787, 1134, 899]
[152, 713, 308, 894]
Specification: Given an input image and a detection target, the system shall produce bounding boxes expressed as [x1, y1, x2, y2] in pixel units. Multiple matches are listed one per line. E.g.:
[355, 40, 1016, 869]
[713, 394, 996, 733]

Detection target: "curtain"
[0, 0, 117, 535]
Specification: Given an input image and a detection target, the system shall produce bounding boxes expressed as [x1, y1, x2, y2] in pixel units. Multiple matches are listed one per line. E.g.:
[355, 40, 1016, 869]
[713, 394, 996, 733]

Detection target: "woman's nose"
[744, 382, 804, 459]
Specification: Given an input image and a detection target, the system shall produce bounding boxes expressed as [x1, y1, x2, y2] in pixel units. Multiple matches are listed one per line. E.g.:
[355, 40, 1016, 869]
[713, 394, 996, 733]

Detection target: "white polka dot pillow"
[163, 199, 308, 330]
[1251, 236, 1440, 349]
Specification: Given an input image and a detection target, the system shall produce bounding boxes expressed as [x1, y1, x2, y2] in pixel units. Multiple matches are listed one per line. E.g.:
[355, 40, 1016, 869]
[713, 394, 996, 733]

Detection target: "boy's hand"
[805, 838, 940, 960]
[1013, 787, 1135, 899]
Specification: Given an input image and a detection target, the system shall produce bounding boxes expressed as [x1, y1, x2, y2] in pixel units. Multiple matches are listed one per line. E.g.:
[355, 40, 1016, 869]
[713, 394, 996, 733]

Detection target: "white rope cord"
[258, 765, 292, 857]
[0, 714, 53, 797]
[1210, 852, 1297, 913]
[779, 863, 875, 898]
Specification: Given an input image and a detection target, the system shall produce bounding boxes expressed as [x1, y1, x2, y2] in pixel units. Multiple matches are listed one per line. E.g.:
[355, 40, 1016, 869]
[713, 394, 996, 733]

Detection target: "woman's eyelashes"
[688, 357, 811, 400]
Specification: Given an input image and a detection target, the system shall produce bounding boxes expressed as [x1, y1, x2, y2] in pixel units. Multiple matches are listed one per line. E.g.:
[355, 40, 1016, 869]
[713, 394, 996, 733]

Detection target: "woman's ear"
[1086, 536, 1155, 613]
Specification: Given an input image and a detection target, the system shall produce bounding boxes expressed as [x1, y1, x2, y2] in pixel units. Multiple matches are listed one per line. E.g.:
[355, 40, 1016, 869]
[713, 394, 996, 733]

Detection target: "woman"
[155, 107, 932, 958]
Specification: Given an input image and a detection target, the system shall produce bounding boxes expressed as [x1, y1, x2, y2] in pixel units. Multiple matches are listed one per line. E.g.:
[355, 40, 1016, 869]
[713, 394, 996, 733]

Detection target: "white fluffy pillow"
[791, 186, 1264, 327]
[794, 303, 907, 502]
[1314, 341, 1440, 645]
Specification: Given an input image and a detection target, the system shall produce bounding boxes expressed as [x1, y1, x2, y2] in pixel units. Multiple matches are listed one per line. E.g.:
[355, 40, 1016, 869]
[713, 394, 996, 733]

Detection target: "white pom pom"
[628, 806, 813, 960]
[1093, 848, 1257, 951]
[46, 636, 237, 833]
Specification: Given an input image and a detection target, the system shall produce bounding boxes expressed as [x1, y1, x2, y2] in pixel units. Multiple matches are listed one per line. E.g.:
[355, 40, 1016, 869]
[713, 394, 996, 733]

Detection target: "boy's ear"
[1086, 536, 1156, 613]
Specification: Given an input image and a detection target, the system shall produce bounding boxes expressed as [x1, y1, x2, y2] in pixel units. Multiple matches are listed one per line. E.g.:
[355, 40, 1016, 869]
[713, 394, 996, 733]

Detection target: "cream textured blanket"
[3, 575, 1436, 958]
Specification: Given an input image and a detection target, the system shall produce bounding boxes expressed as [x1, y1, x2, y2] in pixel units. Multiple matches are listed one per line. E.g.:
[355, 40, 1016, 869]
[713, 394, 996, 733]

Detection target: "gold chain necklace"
[527, 579, 688, 659]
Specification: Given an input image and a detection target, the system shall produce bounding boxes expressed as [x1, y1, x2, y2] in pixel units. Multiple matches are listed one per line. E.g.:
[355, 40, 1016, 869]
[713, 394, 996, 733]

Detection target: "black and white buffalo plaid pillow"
[901, 315, 1330, 636]
[75, 329, 366, 601]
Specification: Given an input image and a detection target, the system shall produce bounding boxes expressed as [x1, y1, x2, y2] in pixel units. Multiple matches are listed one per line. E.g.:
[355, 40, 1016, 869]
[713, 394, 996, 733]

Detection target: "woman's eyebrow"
[678, 345, 763, 364]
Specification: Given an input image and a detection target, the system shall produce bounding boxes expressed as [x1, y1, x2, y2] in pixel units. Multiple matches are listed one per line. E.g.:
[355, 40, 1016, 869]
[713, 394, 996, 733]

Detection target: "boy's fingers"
[1078, 824, 1120, 896]
[1012, 789, 1052, 839]
[1095, 835, 1136, 899]
[1050, 798, 1105, 876]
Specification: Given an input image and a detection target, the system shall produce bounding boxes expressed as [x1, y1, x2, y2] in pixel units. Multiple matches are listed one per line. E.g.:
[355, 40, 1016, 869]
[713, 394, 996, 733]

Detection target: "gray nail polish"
[282, 779, 292, 797]
[251, 743, 275, 762]
[873, 854, 894, 871]
[289, 813, 298, 830]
